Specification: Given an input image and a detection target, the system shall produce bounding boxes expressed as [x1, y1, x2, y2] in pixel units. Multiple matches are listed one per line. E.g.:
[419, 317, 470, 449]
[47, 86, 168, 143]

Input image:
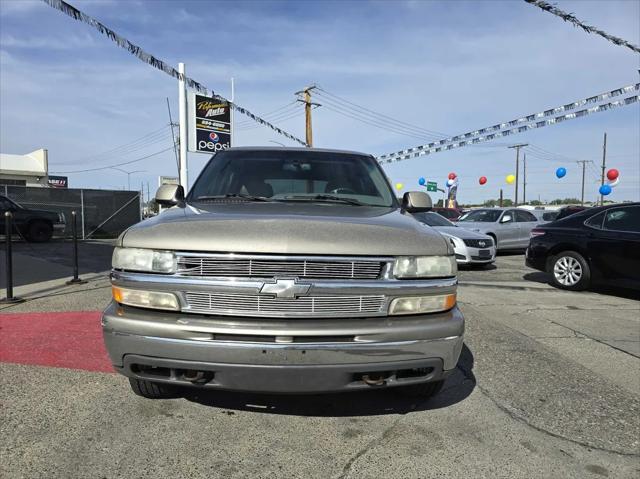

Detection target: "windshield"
[187, 150, 396, 207]
[412, 211, 455, 227]
[459, 209, 502, 223]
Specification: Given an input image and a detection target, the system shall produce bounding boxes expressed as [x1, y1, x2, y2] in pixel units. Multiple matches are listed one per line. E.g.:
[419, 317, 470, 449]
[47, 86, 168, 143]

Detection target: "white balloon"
[607, 177, 620, 188]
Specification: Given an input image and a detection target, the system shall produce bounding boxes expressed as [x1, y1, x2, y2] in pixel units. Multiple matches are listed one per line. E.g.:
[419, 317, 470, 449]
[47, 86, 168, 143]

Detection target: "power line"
[237, 104, 304, 129]
[321, 102, 442, 142]
[237, 108, 306, 131]
[50, 146, 174, 174]
[52, 126, 171, 166]
[315, 87, 447, 139]
[41, 0, 308, 146]
[235, 101, 299, 126]
[524, 0, 640, 54]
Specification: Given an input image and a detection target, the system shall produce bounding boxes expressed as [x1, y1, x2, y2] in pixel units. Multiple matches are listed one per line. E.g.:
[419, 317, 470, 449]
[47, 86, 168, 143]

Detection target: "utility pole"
[508, 144, 528, 206]
[523, 153, 527, 204]
[296, 85, 320, 147]
[600, 132, 607, 206]
[576, 160, 591, 205]
[499, 188, 503, 207]
[166, 97, 179, 173]
[230, 77, 235, 147]
[178, 62, 188, 191]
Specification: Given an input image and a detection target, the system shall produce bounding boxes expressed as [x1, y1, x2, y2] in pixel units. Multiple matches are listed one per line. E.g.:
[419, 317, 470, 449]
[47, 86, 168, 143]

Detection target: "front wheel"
[129, 378, 181, 399]
[549, 251, 591, 291]
[27, 221, 53, 242]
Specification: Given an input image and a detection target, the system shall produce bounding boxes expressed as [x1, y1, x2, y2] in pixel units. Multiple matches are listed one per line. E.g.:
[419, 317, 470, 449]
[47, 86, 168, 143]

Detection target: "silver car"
[528, 209, 559, 223]
[457, 207, 540, 250]
[412, 211, 496, 265]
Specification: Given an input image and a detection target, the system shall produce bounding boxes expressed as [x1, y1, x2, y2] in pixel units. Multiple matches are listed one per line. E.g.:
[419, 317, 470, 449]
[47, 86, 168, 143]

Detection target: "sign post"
[188, 93, 232, 154]
[178, 62, 188, 191]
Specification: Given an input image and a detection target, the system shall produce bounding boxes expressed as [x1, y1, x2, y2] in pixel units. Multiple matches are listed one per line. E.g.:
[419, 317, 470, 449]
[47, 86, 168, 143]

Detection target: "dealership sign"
[47, 175, 68, 188]
[188, 93, 231, 154]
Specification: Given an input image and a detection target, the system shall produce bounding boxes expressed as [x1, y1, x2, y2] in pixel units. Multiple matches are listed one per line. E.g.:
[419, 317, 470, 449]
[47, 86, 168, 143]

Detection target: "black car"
[526, 203, 640, 291]
[555, 205, 589, 220]
[0, 195, 66, 242]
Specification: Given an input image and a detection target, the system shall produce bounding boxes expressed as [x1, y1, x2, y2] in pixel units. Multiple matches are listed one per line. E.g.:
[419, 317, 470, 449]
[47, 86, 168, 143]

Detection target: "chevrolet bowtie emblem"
[478, 241, 486, 247]
[259, 279, 311, 299]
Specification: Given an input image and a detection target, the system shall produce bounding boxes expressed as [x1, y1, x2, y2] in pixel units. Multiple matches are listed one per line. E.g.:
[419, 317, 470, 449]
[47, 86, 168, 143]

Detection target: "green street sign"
[426, 181, 438, 192]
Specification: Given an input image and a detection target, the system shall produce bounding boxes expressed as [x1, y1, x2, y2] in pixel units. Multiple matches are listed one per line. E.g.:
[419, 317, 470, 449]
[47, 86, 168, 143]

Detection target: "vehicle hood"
[456, 221, 496, 232]
[120, 202, 450, 256]
[430, 225, 493, 240]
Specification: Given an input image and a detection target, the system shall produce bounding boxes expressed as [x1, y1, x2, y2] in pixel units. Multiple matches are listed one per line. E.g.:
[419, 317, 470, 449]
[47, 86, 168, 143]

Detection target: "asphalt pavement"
[1, 243, 639, 478]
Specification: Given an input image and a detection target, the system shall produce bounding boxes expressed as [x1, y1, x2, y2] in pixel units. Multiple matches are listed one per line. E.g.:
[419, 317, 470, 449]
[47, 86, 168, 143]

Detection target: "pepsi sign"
[188, 93, 232, 153]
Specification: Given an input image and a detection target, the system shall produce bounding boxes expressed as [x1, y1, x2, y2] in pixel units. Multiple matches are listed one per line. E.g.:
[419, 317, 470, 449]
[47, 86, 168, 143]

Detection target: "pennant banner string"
[524, 0, 640, 54]
[378, 84, 639, 163]
[41, 0, 308, 146]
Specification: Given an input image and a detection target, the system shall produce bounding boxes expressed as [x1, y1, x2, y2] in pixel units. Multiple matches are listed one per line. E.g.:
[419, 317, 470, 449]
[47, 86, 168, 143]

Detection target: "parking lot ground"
[1, 247, 639, 478]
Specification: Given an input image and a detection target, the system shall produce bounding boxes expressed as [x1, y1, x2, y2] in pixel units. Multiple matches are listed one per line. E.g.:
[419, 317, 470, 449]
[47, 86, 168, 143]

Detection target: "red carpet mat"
[0, 311, 113, 373]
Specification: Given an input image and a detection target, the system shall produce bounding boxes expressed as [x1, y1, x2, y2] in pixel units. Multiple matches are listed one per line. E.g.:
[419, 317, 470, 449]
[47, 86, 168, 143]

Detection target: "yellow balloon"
[395, 182, 404, 190]
[506, 174, 516, 185]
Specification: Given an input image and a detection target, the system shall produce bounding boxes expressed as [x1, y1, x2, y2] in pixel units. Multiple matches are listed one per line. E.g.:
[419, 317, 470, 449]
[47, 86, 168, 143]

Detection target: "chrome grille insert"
[183, 292, 386, 318]
[176, 254, 383, 280]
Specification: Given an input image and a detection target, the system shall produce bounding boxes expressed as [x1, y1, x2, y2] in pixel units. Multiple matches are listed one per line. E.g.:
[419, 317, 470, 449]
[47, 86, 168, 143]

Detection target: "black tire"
[27, 221, 53, 242]
[128, 378, 180, 399]
[549, 251, 591, 291]
[396, 380, 444, 399]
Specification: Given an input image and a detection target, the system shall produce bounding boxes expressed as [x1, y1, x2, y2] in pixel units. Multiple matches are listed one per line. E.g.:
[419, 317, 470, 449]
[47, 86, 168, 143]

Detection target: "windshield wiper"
[194, 194, 273, 202]
[283, 194, 364, 206]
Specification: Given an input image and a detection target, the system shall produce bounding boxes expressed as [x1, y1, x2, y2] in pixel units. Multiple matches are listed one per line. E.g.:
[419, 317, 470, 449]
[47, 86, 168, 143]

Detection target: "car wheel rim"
[553, 256, 582, 286]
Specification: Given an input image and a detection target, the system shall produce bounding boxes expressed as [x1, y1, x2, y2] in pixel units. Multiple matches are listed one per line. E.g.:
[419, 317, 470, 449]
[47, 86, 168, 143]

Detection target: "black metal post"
[66, 211, 87, 285]
[1, 212, 24, 304]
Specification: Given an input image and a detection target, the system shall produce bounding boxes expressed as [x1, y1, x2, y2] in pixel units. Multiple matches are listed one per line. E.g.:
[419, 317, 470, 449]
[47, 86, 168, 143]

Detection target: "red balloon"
[448, 172, 457, 180]
[479, 176, 487, 185]
[606, 168, 619, 181]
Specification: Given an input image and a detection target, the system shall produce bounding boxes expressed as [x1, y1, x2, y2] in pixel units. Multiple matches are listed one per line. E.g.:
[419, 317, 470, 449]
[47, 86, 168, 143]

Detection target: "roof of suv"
[221, 146, 372, 157]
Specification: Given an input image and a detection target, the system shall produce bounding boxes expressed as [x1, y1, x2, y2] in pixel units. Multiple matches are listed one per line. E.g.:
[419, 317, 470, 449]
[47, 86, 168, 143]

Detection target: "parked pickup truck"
[102, 147, 464, 399]
[0, 195, 66, 242]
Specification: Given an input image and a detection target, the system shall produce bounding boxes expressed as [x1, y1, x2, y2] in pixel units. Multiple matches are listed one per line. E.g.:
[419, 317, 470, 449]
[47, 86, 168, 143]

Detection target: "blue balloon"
[556, 167, 567, 178]
[418, 177, 426, 186]
[599, 184, 612, 196]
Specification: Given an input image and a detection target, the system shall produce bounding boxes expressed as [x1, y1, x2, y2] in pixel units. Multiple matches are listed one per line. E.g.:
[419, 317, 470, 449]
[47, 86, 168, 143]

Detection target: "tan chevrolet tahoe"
[102, 147, 464, 399]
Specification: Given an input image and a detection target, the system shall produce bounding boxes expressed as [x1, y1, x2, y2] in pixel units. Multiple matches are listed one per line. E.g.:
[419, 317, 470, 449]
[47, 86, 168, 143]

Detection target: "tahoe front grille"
[183, 292, 386, 318]
[176, 254, 383, 280]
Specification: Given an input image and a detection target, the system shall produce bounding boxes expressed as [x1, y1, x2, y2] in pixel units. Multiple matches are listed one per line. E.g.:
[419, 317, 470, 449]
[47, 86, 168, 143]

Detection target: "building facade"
[0, 149, 50, 187]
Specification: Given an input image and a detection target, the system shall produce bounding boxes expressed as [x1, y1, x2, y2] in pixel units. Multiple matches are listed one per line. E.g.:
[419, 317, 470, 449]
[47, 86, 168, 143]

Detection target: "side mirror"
[402, 191, 432, 213]
[155, 184, 185, 207]
[500, 214, 512, 223]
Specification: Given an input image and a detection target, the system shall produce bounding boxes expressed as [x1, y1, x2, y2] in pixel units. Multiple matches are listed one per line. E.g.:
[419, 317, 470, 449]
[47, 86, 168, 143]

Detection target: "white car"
[412, 211, 496, 265]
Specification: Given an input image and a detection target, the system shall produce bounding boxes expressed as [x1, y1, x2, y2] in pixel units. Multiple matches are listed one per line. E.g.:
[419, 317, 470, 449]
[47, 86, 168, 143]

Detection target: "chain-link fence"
[2, 185, 141, 239]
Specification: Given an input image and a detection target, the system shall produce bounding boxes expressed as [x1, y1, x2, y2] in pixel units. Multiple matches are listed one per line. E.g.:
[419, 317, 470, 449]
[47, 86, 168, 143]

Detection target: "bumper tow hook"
[362, 374, 386, 386]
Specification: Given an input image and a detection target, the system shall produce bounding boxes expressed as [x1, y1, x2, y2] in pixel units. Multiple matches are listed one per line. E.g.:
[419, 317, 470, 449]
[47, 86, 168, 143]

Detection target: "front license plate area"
[478, 249, 491, 257]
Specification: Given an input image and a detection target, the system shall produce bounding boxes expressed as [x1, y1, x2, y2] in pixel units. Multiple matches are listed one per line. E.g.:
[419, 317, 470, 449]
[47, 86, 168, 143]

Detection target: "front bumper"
[102, 302, 464, 393]
[454, 245, 496, 264]
[525, 246, 547, 271]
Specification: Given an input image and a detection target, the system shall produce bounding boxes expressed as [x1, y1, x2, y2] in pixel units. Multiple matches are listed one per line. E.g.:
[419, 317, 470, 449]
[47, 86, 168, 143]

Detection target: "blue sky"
[1, 0, 638, 204]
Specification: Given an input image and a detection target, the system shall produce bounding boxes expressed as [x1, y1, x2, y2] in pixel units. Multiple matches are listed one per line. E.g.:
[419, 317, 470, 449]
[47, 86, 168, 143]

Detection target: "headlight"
[389, 293, 456, 315]
[112, 247, 176, 273]
[112, 286, 180, 311]
[393, 256, 457, 278]
[58, 212, 65, 223]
